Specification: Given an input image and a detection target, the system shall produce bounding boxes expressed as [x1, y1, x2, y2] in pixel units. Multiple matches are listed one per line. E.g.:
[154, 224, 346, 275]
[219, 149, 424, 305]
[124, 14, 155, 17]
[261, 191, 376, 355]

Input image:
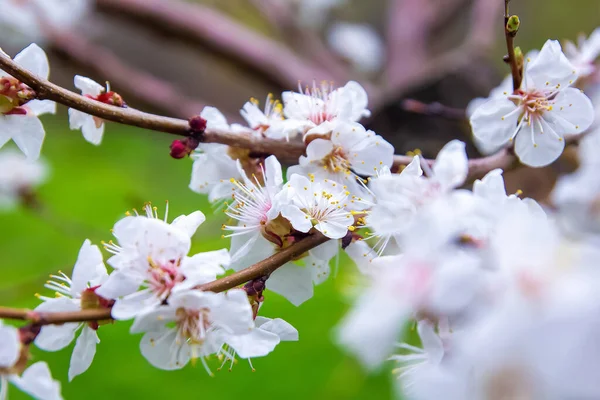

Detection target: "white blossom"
[327, 22, 384, 73]
[68, 76, 106, 145]
[471, 40, 594, 167]
[0, 44, 55, 160]
[564, 27, 600, 78]
[0, 148, 47, 210]
[34, 240, 108, 381]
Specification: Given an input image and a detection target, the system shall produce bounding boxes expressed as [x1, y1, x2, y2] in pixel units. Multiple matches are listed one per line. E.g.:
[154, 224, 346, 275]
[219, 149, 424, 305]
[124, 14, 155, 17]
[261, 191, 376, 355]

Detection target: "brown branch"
[0, 232, 330, 325]
[95, 0, 333, 89]
[401, 99, 466, 120]
[504, 0, 521, 91]
[0, 51, 305, 164]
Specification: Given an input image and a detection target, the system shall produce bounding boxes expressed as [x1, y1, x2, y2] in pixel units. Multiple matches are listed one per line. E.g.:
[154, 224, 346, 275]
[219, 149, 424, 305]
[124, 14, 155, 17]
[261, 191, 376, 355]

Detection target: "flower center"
[512, 89, 554, 122]
[147, 260, 183, 299]
[0, 76, 35, 114]
[176, 307, 211, 345]
[322, 146, 350, 173]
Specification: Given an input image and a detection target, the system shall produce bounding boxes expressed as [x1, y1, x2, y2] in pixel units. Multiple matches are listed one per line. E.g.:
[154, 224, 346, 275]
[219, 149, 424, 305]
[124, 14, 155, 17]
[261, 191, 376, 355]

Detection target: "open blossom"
[97, 205, 227, 320]
[131, 290, 257, 372]
[564, 27, 600, 78]
[0, 44, 56, 161]
[1, 321, 63, 400]
[471, 40, 594, 167]
[189, 107, 248, 202]
[281, 81, 370, 139]
[0, 148, 47, 210]
[280, 173, 353, 239]
[288, 121, 394, 201]
[68, 76, 123, 145]
[364, 140, 468, 254]
[240, 95, 286, 139]
[34, 240, 109, 381]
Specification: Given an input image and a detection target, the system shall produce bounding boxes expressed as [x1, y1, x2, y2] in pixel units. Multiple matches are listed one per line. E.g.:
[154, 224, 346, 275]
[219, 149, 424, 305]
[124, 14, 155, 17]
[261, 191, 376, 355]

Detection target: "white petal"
[2, 115, 45, 160]
[80, 116, 104, 146]
[11, 362, 63, 400]
[515, 118, 565, 167]
[327, 23, 384, 73]
[68, 326, 99, 381]
[14, 43, 50, 78]
[94, 269, 141, 300]
[526, 39, 578, 90]
[473, 169, 507, 200]
[73, 75, 103, 97]
[170, 211, 206, 237]
[226, 329, 280, 358]
[266, 263, 314, 306]
[341, 80, 371, 120]
[315, 219, 348, 239]
[200, 106, 229, 130]
[70, 239, 107, 295]
[35, 298, 81, 351]
[416, 320, 444, 364]
[140, 329, 189, 370]
[280, 204, 312, 233]
[130, 307, 176, 334]
[0, 323, 19, 367]
[547, 87, 594, 134]
[310, 240, 339, 261]
[211, 289, 254, 334]
[27, 100, 56, 116]
[258, 318, 299, 341]
[304, 139, 334, 162]
[433, 140, 468, 190]
[111, 290, 159, 320]
[264, 155, 283, 188]
[470, 97, 520, 147]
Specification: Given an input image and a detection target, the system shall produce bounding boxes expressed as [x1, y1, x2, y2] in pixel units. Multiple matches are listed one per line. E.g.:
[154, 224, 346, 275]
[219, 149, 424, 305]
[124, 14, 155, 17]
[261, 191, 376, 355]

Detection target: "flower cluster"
[2, 20, 600, 400]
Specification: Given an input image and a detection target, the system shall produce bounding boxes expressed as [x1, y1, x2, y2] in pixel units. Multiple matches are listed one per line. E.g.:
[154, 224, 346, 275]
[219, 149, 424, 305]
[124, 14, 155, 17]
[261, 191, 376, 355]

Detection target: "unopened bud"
[514, 46, 524, 70]
[170, 139, 188, 159]
[506, 15, 520, 35]
[189, 115, 207, 133]
[97, 91, 125, 107]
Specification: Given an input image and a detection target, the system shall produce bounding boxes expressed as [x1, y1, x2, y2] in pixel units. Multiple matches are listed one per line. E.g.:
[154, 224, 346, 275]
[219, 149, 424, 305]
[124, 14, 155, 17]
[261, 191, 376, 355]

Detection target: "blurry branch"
[95, 0, 334, 89]
[401, 99, 466, 120]
[383, 0, 503, 104]
[0, 232, 330, 325]
[249, 0, 351, 84]
[47, 31, 208, 120]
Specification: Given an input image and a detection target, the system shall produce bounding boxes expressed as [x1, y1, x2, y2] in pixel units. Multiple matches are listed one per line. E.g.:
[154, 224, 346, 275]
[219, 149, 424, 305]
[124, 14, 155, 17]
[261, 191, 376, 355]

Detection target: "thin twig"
[401, 99, 466, 120]
[504, 0, 521, 91]
[0, 232, 329, 325]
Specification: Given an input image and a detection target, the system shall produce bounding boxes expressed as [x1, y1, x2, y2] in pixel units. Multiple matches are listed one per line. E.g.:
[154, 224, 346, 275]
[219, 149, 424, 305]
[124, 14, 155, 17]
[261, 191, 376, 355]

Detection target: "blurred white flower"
[564, 27, 600, 78]
[0, 148, 47, 210]
[327, 22, 384, 73]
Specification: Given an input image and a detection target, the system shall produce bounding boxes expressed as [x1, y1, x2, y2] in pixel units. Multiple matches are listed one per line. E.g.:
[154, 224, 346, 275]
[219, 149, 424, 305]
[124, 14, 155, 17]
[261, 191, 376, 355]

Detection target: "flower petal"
[515, 117, 566, 167]
[14, 43, 50, 79]
[470, 97, 520, 147]
[266, 263, 314, 306]
[68, 326, 99, 381]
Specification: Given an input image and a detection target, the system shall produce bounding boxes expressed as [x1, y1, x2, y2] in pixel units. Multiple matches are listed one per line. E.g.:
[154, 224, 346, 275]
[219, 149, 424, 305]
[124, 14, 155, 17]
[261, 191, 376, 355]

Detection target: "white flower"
[1, 321, 63, 400]
[97, 205, 226, 320]
[0, 0, 91, 46]
[364, 140, 468, 254]
[34, 240, 108, 381]
[240, 95, 286, 139]
[564, 27, 600, 78]
[288, 121, 394, 203]
[327, 23, 384, 73]
[0, 148, 47, 210]
[68, 76, 107, 145]
[130, 289, 254, 373]
[189, 107, 247, 202]
[280, 173, 352, 239]
[281, 81, 370, 139]
[0, 44, 56, 161]
[470, 40, 594, 167]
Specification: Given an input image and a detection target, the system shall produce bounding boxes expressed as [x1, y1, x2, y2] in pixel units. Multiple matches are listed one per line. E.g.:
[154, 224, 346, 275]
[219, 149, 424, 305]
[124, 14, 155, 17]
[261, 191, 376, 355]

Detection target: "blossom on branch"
[0, 44, 55, 161]
[0, 148, 47, 210]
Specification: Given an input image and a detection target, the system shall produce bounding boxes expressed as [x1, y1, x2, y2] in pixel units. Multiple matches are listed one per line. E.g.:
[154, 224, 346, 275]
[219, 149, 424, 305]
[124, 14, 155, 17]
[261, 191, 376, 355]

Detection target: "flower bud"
[189, 115, 207, 133]
[170, 139, 188, 159]
[506, 15, 520, 35]
[97, 91, 125, 107]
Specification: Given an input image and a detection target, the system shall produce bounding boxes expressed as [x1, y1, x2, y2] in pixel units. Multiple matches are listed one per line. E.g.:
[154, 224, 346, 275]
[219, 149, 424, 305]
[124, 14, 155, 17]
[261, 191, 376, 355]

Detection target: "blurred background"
[0, 0, 599, 399]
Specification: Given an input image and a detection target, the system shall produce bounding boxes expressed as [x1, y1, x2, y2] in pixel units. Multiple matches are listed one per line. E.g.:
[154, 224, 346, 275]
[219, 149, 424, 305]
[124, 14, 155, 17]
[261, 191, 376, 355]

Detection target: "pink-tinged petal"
[11, 362, 63, 400]
[304, 138, 334, 162]
[68, 326, 99, 381]
[470, 97, 520, 147]
[3, 115, 45, 160]
[526, 40, 578, 90]
[258, 318, 299, 341]
[226, 329, 280, 359]
[74, 75, 103, 97]
[433, 140, 468, 190]
[171, 211, 206, 237]
[0, 323, 19, 367]
[266, 263, 314, 306]
[547, 87, 594, 134]
[280, 204, 312, 233]
[70, 239, 106, 295]
[14, 43, 49, 79]
[515, 117, 565, 167]
[140, 329, 190, 370]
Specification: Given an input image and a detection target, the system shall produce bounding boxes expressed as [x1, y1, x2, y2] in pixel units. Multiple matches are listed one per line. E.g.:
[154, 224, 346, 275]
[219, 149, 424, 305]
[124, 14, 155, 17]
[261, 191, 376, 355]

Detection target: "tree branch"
[504, 0, 521, 91]
[95, 0, 333, 89]
[0, 232, 329, 325]
[401, 99, 466, 120]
